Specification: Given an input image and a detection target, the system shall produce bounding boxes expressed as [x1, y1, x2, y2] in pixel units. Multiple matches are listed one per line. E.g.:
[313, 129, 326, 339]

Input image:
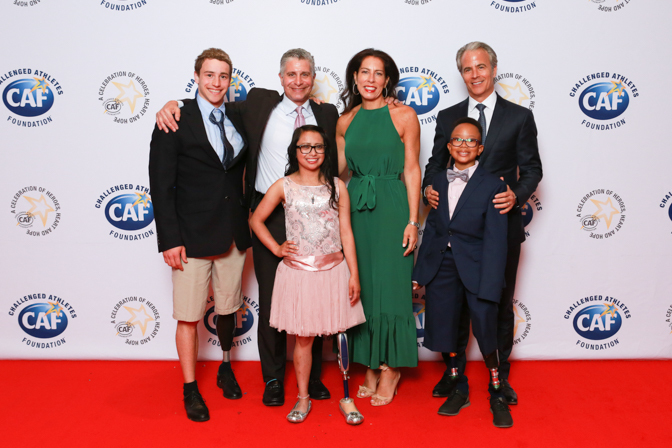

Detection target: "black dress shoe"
[262, 379, 285, 406]
[217, 369, 242, 400]
[183, 391, 210, 422]
[490, 396, 513, 428]
[308, 379, 331, 400]
[432, 371, 457, 397]
[500, 379, 518, 405]
[437, 389, 470, 416]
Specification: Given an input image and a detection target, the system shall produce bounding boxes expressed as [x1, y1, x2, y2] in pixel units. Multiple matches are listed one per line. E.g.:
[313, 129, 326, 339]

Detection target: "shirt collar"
[196, 93, 226, 116]
[453, 160, 479, 175]
[468, 90, 497, 112]
[279, 95, 313, 117]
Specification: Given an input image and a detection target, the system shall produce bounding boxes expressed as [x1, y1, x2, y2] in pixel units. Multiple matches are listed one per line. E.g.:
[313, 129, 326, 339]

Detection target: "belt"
[349, 173, 399, 211]
[283, 252, 344, 272]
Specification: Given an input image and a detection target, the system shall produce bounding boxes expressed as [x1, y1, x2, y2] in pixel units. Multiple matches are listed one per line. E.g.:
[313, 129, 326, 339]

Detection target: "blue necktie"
[209, 109, 232, 169]
[476, 103, 487, 145]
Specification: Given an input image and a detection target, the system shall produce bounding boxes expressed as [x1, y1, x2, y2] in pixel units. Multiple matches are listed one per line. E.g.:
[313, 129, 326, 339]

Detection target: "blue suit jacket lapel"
[479, 94, 506, 167]
[452, 167, 485, 219]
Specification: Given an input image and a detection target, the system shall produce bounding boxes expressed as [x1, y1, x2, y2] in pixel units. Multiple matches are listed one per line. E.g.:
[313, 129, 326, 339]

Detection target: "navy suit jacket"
[149, 99, 251, 258]
[413, 166, 508, 303]
[422, 94, 542, 243]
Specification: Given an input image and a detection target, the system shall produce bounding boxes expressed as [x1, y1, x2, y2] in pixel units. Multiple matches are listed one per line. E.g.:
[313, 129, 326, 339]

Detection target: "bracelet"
[408, 220, 420, 229]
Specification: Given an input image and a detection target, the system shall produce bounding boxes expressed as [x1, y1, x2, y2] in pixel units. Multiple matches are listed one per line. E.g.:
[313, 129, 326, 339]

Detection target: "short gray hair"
[279, 48, 315, 76]
[455, 42, 498, 72]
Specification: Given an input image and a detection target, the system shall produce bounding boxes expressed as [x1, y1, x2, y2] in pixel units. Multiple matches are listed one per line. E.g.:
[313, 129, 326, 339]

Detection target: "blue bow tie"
[446, 169, 469, 183]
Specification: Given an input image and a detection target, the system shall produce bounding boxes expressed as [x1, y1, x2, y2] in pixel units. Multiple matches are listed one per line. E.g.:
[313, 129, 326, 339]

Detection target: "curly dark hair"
[285, 125, 338, 209]
[340, 48, 400, 114]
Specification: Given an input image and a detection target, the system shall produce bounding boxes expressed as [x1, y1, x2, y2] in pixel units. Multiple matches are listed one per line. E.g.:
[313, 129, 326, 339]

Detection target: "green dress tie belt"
[350, 173, 400, 211]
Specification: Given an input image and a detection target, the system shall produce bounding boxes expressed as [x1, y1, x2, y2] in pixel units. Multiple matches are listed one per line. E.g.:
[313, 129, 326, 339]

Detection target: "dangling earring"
[383, 86, 388, 98]
[353, 83, 360, 96]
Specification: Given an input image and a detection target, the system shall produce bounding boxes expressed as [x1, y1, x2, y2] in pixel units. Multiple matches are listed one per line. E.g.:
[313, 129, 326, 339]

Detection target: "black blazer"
[224, 88, 339, 209]
[149, 99, 251, 258]
[422, 94, 542, 243]
[413, 166, 508, 303]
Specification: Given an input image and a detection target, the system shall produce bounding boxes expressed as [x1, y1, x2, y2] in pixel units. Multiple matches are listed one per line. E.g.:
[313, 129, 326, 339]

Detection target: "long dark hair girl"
[285, 125, 338, 209]
[340, 48, 400, 114]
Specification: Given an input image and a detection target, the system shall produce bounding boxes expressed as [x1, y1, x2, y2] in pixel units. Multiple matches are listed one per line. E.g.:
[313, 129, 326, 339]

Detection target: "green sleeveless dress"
[345, 105, 418, 368]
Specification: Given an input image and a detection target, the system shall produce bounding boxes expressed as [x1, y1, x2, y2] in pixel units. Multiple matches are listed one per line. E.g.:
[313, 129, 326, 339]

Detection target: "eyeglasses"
[449, 137, 481, 148]
[297, 144, 326, 154]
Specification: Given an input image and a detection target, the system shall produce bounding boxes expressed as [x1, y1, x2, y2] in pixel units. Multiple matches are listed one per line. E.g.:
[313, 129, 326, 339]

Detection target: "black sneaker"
[490, 396, 513, 428]
[432, 371, 458, 397]
[438, 389, 470, 416]
[217, 368, 242, 400]
[500, 379, 518, 405]
[183, 390, 210, 422]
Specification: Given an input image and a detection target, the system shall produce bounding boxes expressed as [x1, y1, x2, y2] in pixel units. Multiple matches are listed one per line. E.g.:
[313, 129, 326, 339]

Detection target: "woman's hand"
[402, 224, 419, 257]
[349, 275, 361, 305]
[273, 240, 298, 258]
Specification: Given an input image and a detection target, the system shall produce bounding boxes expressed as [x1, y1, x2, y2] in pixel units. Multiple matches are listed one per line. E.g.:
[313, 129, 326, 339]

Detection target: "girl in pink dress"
[250, 125, 365, 424]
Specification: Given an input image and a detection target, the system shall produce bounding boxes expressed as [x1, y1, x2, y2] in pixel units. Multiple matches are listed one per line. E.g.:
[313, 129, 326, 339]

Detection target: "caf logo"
[590, 0, 632, 13]
[569, 72, 638, 130]
[512, 299, 532, 346]
[110, 296, 161, 346]
[98, 71, 150, 124]
[521, 193, 542, 238]
[10, 186, 61, 237]
[2, 68, 63, 127]
[488, 0, 537, 13]
[659, 190, 672, 234]
[565, 295, 632, 351]
[204, 295, 258, 348]
[184, 68, 256, 104]
[100, 1, 148, 11]
[495, 73, 536, 110]
[311, 65, 344, 112]
[412, 293, 426, 346]
[396, 66, 449, 126]
[576, 189, 626, 240]
[95, 184, 155, 241]
[9, 293, 78, 349]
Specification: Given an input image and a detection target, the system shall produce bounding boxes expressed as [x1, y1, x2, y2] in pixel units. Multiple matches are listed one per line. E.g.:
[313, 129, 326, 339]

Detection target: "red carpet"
[1, 360, 667, 447]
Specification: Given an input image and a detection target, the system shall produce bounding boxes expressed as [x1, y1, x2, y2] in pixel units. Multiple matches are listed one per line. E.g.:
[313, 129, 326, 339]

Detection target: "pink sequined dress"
[269, 177, 366, 337]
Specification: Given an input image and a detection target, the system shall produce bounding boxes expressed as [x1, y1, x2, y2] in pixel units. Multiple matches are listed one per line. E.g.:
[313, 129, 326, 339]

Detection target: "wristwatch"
[408, 220, 420, 229]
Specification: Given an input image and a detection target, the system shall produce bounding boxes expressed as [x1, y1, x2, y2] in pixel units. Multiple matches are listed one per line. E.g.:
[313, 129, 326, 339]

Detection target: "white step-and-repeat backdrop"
[2, 0, 671, 362]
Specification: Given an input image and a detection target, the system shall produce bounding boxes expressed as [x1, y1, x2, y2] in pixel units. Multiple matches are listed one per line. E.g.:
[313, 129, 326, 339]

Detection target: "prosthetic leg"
[448, 352, 459, 379]
[484, 351, 500, 390]
[336, 332, 364, 425]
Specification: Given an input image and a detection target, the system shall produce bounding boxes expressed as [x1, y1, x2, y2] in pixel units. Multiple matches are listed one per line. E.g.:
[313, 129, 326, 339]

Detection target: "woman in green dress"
[335, 49, 421, 406]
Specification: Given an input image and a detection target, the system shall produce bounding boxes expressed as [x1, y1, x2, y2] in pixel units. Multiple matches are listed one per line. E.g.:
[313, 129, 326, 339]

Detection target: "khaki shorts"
[172, 243, 247, 322]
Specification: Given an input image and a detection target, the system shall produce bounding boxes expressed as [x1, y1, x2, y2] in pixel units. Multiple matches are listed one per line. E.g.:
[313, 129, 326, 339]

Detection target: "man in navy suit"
[423, 42, 543, 409]
[150, 48, 250, 422]
[413, 117, 510, 427]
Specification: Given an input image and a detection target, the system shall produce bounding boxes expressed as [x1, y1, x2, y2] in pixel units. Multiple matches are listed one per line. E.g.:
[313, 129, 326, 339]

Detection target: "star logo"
[499, 81, 530, 106]
[311, 74, 338, 103]
[132, 192, 151, 209]
[600, 303, 619, 319]
[23, 194, 55, 226]
[590, 197, 620, 229]
[112, 80, 144, 113]
[30, 77, 50, 94]
[607, 80, 626, 97]
[417, 75, 436, 92]
[230, 74, 242, 91]
[44, 302, 63, 317]
[513, 305, 527, 337]
[123, 305, 154, 336]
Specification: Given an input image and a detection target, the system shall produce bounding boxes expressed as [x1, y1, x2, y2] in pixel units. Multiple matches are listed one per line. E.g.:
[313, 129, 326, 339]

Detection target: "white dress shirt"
[255, 96, 317, 194]
[196, 94, 245, 161]
[467, 91, 497, 136]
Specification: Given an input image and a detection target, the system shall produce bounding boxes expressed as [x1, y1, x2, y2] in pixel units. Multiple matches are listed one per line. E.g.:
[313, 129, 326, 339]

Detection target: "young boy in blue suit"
[412, 117, 511, 427]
